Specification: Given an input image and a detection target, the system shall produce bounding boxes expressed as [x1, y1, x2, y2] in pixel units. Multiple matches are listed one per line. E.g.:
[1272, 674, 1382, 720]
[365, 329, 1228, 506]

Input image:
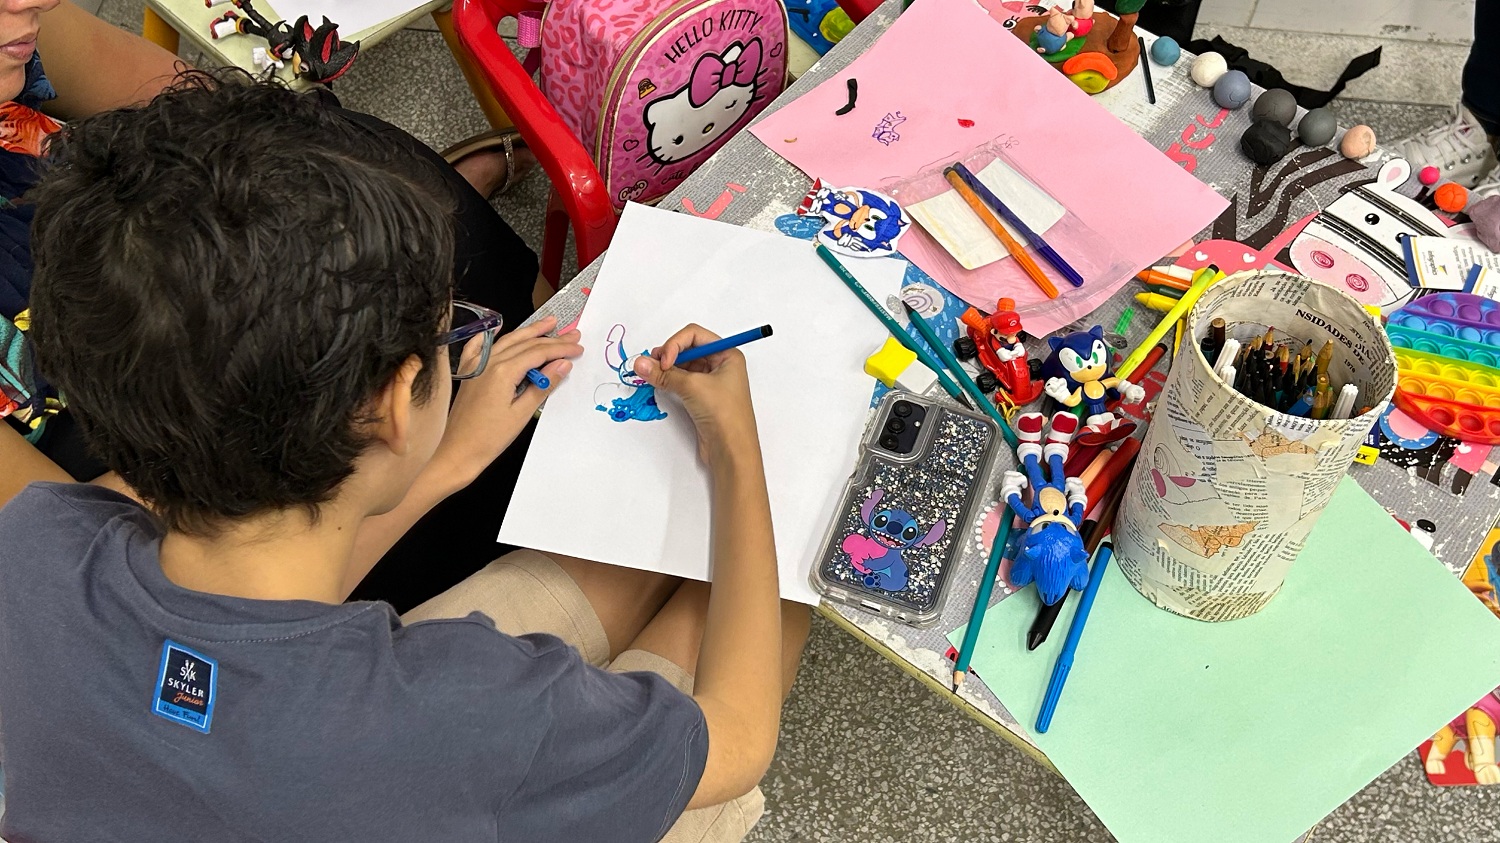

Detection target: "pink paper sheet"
[751, 0, 1227, 334]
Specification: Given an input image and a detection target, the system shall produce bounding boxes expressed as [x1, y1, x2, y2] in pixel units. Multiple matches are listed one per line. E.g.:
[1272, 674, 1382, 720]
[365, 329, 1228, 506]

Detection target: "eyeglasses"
[440, 301, 505, 380]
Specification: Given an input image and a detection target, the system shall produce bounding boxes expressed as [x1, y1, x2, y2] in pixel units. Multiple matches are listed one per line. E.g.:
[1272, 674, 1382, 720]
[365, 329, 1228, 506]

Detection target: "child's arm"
[635, 325, 784, 808]
[0, 424, 69, 507]
[37, 1, 184, 122]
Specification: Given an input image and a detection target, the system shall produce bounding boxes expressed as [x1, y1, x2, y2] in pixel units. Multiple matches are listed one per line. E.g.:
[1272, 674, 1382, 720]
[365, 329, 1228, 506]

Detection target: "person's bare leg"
[533, 271, 555, 310]
[628, 579, 811, 699]
[548, 553, 681, 659]
[450, 145, 538, 199]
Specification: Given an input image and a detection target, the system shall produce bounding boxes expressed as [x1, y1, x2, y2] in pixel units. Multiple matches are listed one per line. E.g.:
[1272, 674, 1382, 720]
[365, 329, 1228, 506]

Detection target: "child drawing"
[841, 488, 945, 592]
[871, 111, 905, 146]
[643, 39, 766, 167]
[594, 324, 667, 423]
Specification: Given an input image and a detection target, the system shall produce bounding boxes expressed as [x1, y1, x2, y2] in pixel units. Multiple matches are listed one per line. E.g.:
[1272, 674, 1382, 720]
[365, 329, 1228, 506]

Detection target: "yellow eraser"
[865, 337, 917, 387]
[1354, 445, 1379, 465]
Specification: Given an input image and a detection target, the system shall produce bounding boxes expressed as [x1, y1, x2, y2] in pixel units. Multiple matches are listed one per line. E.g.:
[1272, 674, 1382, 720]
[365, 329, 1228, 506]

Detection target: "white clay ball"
[1191, 52, 1229, 88]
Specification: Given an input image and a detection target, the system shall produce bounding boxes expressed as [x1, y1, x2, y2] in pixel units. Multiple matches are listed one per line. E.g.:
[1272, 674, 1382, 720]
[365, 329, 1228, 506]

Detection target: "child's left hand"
[436, 315, 583, 483]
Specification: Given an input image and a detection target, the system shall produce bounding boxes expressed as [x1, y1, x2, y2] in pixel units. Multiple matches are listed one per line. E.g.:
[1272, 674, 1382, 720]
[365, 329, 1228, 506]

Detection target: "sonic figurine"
[1041, 325, 1145, 445]
[1001, 411, 1089, 606]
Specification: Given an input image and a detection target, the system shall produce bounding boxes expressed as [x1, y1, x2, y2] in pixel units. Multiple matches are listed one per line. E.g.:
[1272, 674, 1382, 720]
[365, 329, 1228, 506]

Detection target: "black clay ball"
[1241, 119, 1295, 166]
[1251, 88, 1297, 126]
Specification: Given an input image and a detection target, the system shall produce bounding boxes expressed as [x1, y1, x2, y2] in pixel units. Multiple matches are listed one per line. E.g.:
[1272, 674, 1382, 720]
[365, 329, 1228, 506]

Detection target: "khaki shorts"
[403, 549, 764, 843]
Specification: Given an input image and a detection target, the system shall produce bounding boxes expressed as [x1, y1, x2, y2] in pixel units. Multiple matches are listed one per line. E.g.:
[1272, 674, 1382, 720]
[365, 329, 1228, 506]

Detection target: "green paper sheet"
[951, 479, 1500, 843]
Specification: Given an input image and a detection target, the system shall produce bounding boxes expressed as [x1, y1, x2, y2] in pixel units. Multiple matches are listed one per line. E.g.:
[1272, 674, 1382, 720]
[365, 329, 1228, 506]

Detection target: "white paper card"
[499, 204, 906, 604]
[906, 159, 1065, 270]
[1403, 233, 1500, 292]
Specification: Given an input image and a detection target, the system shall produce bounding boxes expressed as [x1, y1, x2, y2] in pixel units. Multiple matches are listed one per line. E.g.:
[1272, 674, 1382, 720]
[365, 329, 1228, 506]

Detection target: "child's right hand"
[634, 324, 760, 468]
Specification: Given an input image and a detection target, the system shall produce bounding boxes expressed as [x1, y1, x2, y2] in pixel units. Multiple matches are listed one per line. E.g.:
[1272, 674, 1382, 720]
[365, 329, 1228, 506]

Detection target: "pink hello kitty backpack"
[535, 0, 788, 209]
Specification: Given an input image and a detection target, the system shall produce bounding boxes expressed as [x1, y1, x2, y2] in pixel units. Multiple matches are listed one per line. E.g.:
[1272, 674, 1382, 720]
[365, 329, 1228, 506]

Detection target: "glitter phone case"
[812, 391, 999, 627]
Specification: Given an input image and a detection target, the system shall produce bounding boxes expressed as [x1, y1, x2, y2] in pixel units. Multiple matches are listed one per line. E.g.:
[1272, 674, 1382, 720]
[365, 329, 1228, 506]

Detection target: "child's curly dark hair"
[28, 70, 456, 535]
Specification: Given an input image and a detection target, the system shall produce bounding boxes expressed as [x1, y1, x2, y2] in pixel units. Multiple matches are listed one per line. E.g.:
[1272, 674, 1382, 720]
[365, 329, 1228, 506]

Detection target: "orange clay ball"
[1435, 182, 1470, 213]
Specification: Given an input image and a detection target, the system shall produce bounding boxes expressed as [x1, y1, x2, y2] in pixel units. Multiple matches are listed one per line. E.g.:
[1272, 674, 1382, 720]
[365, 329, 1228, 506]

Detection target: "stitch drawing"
[841, 488, 946, 591]
[872, 111, 906, 146]
[594, 324, 668, 423]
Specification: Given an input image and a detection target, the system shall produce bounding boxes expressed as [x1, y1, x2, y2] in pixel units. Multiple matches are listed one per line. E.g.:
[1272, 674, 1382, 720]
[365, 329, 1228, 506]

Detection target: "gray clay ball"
[1149, 36, 1180, 66]
[1190, 52, 1228, 87]
[1241, 119, 1295, 166]
[1297, 108, 1337, 147]
[1212, 70, 1252, 109]
[1251, 89, 1297, 126]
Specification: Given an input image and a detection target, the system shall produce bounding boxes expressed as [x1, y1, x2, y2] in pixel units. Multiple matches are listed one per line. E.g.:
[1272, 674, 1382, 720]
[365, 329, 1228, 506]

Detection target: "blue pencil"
[1036, 538, 1114, 733]
[950, 161, 1086, 289]
[674, 325, 773, 364]
[952, 511, 1016, 691]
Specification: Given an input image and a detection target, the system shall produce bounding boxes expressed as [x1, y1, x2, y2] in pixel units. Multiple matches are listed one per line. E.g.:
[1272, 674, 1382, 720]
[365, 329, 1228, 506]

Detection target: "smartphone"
[811, 391, 1000, 627]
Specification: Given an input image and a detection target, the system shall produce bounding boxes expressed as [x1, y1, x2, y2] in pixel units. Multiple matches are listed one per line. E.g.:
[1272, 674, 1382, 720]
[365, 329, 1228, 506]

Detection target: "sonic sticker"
[796, 180, 910, 258]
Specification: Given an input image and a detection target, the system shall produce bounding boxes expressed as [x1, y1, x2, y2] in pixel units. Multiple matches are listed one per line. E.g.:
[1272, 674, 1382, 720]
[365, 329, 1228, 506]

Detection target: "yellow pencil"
[1117, 266, 1224, 380]
[1173, 318, 1185, 361]
[944, 168, 1059, 300]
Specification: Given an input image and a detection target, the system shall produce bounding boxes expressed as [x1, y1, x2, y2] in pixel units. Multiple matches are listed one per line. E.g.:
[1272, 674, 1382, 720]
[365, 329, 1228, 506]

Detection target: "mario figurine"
[956, 298, 1042, 405]
[1041, 325, 1145, 445]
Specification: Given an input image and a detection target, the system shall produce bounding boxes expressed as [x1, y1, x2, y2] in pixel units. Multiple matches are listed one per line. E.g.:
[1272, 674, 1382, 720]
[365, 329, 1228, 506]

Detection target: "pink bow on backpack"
[687, 39, 762, 108]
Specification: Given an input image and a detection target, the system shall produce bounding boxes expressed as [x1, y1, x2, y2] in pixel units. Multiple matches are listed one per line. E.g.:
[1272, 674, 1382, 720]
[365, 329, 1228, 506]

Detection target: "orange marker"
[1135, 268, 1194, 292]
[945, 168, 1059, 299]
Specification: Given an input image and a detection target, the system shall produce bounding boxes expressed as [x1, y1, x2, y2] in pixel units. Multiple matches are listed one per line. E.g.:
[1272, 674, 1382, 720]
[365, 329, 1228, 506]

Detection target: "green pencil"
[902, 302, 1019, 448]
[813, 243, 973, 411]
[953, 511, 1015, 691]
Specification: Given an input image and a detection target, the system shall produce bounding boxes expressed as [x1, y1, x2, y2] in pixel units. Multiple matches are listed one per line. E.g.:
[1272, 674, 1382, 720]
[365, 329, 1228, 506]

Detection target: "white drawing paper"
[268, 1, 427, 37]
[500, 204, 907, 604]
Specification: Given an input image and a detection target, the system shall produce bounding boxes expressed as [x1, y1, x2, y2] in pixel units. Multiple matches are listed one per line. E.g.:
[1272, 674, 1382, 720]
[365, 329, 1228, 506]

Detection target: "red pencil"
[1063, 440, 1104, 477]
[1084, 436, 1142, 511]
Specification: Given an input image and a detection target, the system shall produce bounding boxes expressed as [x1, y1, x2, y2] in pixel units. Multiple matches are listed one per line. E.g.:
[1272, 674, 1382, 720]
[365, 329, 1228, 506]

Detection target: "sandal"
[441, 128, 531, 199]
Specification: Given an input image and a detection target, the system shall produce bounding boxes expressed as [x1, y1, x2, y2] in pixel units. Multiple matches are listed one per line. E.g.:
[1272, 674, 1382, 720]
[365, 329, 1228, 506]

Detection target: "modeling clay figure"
[1001, 411, 1089, 605]
[1425, 691, 1500, 784]
[955, 299, 1042, 404]
[594, 324, 668, 423]
[1041, 325, 1145, 445]
[797, 179, 909, 257]
[1069, 0, 1095, 36]
[841, 488, 946, 592]
[1034, 7, 1072, 54]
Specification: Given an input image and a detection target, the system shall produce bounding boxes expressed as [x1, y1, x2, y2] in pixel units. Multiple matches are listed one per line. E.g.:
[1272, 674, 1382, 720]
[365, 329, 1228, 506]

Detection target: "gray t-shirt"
[0, 483, 708, 841]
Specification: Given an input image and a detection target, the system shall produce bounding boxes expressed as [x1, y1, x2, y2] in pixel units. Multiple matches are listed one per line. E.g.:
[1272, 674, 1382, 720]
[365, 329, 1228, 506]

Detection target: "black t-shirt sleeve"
[497, 634, 708, 843]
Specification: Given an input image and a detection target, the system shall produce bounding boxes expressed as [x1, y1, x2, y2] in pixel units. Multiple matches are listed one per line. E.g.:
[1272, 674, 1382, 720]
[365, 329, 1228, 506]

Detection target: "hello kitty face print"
[644, 39, 766, 166]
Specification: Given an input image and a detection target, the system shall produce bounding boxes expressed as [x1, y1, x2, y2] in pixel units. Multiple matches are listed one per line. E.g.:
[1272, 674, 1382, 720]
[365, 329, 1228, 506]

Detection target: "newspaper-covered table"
[523, 0, 1499, 824]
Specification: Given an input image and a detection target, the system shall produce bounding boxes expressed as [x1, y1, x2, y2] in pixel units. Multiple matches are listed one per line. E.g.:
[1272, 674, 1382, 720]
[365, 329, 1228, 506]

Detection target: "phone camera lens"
[886, 418, 906, 434]
[879, 435, 900, 450]
[893, 401, 913, 418]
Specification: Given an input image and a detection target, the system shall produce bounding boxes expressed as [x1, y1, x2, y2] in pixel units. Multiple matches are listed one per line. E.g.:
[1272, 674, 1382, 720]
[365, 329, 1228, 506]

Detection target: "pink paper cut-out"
[750, 0, 1227, 334]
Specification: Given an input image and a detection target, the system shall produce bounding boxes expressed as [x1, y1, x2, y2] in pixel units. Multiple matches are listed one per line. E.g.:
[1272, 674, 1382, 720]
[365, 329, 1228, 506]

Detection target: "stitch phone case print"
[813, 391, 999, 627]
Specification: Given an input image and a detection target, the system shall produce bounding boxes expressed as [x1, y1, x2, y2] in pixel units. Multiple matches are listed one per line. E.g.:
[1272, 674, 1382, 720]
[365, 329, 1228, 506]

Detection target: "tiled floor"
[94, 1, 1500, 840]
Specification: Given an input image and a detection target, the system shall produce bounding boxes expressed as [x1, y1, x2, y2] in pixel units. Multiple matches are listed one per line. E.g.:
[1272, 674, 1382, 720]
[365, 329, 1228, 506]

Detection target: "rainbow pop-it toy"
[1388, 292, 1500, 443]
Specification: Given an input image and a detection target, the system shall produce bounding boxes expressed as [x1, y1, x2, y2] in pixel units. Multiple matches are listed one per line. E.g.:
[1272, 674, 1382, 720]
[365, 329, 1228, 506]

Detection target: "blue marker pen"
[524, 368, 550, 390]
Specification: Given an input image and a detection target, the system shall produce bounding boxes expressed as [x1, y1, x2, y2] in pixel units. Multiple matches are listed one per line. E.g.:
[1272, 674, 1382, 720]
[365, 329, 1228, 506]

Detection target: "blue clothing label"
[152, 640, 217, 733]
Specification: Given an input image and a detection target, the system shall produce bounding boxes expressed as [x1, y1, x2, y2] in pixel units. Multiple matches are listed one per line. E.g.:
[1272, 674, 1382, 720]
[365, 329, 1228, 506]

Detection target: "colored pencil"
[1083, 436, 1141, 512]
[953, 510, 1016, 691]
[943, 167, 1061, 299]
[1036, 538, 1115, 733]
[673, 325, 773, 364]
[1138, 37, 1156, 104]
[1029, 463, 1130, 650]
[1116, 265, 1222, 381]
[814, 244, 974, 412]
[950, 162, 1085, 289]
[903, 303, 1019, 448]
[1076, 445, 1115, 491]
[1062, 440, 1104, 477]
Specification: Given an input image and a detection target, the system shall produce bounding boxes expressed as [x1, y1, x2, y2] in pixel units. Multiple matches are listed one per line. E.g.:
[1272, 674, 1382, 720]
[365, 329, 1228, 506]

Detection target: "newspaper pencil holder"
[1115, 270, 1397, 621]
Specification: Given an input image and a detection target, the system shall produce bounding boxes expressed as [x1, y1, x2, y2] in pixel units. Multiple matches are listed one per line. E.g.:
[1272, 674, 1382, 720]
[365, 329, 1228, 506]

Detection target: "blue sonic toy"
[1002, 411, 1089, 606]
[797, 180, 910, 258]
[1041, 325, 1145, 446]
[840, 488, 946, 592]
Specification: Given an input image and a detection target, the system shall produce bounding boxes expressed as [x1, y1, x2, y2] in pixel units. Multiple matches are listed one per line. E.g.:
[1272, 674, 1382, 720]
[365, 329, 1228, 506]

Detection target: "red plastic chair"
[454, 0, 618, 287]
